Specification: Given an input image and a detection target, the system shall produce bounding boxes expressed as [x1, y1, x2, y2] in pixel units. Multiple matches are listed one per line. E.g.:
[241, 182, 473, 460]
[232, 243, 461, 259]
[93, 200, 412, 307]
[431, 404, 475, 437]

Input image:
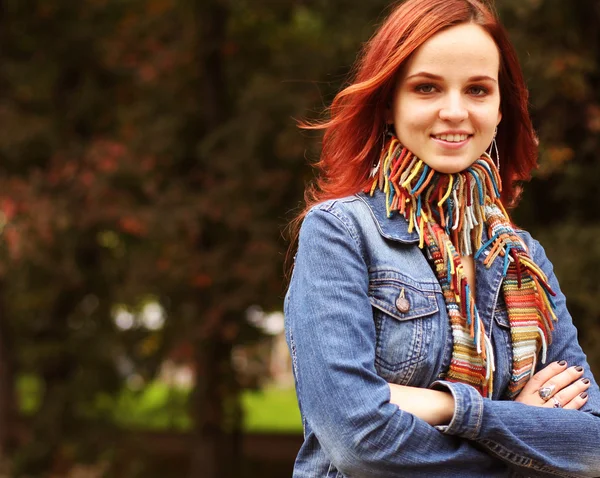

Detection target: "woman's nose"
[439, 93, 468, 122]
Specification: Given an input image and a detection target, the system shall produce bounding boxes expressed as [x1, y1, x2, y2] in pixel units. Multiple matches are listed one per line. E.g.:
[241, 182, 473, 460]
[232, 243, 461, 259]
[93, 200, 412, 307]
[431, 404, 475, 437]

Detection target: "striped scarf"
[366, 136, 557, 398]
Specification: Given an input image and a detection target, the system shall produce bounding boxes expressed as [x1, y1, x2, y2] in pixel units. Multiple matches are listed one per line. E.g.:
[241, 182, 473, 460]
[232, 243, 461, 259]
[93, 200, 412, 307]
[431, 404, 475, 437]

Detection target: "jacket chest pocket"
[368, 275, 440, 385]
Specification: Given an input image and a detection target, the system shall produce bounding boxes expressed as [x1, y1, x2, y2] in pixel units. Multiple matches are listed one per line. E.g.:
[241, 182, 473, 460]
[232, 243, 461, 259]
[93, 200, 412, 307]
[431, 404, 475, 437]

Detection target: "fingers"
[562, 392, 589, 410]
[554, 378, 591, 410]
[538, 365, 585, 401]
[520, 360, 567, 396]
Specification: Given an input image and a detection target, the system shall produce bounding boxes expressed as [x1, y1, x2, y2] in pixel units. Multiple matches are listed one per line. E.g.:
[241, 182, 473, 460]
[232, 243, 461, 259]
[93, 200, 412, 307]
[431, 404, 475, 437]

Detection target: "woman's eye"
[415, 84, 436, 94]
[468, 86, 488, 96]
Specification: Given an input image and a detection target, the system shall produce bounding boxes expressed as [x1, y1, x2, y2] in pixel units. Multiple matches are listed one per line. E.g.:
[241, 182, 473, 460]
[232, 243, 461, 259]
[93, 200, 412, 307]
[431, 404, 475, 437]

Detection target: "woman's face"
[389, 23, 502, 174]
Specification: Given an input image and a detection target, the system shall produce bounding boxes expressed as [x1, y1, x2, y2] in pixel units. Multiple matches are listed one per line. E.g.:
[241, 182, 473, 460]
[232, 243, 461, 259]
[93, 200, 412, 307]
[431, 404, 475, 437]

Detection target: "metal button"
[395, 288, 410, 313]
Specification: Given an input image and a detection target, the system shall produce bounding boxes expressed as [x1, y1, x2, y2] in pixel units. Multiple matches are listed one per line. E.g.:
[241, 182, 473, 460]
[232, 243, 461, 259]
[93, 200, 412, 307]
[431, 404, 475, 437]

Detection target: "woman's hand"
[515, 360, 590, 409]
[388, 383, 455, 426]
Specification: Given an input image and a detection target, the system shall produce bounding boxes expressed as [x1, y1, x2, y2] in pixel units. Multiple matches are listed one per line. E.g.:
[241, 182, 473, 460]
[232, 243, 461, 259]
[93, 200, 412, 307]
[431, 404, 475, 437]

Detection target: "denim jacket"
[284, 190, 600, 478]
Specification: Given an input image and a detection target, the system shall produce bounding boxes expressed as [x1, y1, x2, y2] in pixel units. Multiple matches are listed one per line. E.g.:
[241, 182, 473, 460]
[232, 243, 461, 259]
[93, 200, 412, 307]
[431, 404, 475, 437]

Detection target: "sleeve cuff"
[431, 380, 484, 440]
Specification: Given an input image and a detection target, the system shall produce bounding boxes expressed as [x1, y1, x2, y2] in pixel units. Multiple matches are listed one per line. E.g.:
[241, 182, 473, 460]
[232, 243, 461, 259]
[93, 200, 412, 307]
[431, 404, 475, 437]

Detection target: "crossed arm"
[390, 360, 591, 427]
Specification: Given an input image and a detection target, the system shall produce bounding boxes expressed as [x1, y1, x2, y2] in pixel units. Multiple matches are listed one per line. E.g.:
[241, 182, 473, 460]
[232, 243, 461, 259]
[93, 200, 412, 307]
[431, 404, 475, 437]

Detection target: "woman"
[285, 0, 600, 477]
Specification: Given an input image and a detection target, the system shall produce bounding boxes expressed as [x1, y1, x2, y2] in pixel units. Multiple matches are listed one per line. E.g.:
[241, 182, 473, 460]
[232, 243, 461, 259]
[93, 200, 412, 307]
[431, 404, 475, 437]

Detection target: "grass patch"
[17, 375, 302, 433]
[241, 387, 302, 433]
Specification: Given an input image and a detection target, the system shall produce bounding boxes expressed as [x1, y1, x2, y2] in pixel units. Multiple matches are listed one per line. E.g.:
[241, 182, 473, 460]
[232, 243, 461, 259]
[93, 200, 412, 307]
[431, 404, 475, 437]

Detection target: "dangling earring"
[370, 127, 390, 178]
[487, 127, 500, 171]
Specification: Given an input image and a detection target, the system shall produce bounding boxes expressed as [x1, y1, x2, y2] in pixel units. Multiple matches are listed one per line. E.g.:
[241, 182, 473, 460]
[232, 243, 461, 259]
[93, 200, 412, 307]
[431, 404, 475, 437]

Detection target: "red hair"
[287, 0, 538, 269]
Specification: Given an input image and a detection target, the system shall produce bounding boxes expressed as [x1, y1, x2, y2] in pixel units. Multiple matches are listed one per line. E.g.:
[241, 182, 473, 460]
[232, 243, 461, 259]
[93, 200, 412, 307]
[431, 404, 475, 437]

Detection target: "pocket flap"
[369, 279, 439, 321]
[493, 304, 510, 328]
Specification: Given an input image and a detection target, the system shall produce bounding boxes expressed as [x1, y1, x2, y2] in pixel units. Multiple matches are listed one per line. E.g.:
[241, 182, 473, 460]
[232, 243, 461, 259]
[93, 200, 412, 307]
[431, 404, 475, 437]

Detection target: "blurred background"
[0, 0, 598, 476]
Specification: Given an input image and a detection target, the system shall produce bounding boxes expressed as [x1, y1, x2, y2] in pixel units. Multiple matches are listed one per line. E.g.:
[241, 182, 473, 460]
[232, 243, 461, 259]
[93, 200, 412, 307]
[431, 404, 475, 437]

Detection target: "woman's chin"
[421, 157, 479, 174]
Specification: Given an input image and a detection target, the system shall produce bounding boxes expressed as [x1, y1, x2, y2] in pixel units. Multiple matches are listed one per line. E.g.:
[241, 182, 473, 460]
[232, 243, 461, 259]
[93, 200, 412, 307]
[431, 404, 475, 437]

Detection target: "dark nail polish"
[558, 360, 567, 366]
[582, 378, 591, 385]
[576, 366, 584, 372]
[580, 392, 588, 399]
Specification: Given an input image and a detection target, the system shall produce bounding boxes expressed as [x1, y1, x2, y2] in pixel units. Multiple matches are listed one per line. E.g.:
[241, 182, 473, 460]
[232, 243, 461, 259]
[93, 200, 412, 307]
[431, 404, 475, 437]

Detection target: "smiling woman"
[285, 0, 600, 477]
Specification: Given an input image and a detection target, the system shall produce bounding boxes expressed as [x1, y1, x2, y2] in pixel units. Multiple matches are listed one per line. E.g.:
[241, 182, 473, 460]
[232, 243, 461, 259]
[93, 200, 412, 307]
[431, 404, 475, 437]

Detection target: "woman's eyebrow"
[404, 71, 498, 83]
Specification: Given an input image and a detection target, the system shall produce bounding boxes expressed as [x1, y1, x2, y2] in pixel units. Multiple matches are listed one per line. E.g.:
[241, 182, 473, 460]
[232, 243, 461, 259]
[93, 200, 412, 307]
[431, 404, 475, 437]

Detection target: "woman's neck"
[367, 135, 504, 257]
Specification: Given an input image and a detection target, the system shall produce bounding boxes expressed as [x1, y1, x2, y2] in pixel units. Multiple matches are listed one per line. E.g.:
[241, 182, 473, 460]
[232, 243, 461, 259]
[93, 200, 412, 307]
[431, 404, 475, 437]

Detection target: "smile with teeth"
[432, 133, 471, 142]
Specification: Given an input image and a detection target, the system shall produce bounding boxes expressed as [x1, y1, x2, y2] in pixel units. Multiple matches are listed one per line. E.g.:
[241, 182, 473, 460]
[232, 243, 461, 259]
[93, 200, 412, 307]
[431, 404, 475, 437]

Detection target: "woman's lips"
[430, 135, 472, 149]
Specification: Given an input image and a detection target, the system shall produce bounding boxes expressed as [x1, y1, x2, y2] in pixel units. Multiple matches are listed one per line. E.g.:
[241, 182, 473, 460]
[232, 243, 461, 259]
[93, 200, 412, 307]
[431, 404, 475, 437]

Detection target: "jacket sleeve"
[432, 234, 600, 478]
[285, 206, 509, 477]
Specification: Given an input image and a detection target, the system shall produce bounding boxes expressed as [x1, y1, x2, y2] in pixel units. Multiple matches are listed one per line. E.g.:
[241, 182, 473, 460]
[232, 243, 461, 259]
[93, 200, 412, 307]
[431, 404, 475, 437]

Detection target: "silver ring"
[538, 384, 556, 401]
[552, 397, 562, 409]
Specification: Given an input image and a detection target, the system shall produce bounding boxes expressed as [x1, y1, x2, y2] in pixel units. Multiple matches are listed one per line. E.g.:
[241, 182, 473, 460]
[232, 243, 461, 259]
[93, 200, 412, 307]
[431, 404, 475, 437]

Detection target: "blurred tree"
[0, 0, 333, 475]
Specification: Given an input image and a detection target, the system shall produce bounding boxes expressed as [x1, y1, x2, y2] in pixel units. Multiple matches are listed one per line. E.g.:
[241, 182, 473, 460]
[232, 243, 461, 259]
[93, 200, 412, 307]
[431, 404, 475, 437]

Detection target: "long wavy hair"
[287, 0, 537, 274]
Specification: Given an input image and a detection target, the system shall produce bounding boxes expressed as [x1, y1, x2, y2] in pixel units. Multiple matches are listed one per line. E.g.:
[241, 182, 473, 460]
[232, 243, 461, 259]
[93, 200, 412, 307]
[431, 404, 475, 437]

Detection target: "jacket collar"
[356, 190, 420, 244]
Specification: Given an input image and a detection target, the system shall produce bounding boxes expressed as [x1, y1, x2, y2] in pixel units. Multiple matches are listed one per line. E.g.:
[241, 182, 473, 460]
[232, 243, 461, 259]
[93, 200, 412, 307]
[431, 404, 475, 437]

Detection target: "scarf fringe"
[366, 137, 557, 398]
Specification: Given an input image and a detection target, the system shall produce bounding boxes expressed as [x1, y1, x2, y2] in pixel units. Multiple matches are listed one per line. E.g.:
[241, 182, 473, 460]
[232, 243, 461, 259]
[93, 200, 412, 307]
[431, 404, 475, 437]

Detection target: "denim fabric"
[284, 190, 600, 478]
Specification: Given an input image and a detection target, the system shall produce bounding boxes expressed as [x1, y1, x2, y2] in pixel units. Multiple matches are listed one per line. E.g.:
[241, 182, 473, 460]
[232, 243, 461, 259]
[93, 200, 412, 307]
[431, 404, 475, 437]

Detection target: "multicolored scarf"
[366, 135, 557, 398]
